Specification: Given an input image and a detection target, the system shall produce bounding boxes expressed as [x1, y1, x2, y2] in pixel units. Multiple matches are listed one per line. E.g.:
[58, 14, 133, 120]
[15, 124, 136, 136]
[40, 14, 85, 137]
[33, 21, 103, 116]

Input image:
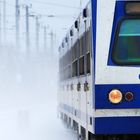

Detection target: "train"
[58, 0, 140, 140]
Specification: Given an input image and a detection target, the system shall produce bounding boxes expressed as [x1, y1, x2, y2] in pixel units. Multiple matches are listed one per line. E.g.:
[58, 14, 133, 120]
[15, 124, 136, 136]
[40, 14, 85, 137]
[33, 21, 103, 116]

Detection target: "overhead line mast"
[15, 0, 20, 47]
[36, 16, 39, 52]
[26, 5, 30, 51]
[3, 0, 6, 43]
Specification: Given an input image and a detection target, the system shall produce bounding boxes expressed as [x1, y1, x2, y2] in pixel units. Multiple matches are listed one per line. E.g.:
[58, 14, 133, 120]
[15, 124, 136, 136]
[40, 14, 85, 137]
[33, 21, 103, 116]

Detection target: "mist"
[0, 0, 90, 139]
[0, 45, 76, 140]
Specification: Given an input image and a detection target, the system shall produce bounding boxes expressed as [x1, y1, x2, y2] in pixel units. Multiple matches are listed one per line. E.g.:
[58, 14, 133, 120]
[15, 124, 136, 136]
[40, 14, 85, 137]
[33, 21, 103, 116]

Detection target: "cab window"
[113, 19, 140, 65]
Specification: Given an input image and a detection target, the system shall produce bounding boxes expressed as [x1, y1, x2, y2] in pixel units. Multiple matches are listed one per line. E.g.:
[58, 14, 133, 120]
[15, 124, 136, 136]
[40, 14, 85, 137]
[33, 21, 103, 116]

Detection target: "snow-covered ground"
[0, 47, 76, 140]
[0, 104, 77, 140]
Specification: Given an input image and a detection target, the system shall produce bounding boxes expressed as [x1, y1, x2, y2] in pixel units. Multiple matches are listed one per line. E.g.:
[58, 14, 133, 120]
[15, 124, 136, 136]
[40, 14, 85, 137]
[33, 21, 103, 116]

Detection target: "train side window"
[112, 19, 140, 65]
[66, 52, 69, 79]
[68, 51, 70, 65]
[69, 49, 72, 78]
[79, 34, 85, 76]
[66, 67, 68, 80]
[72, 61, 78, 77]
[87, 29, 91, 52]
[74, 46, 76, 60]
[67, 67, 69, 79]
[86, 28, 91, 74]
[68, 65, 71, 78]
[59, 58, 62, 81]
[79, 56, 84, 75]
[72, 46, 75, 62]
[72, 43, 77, 61]
[67, 51, 71, 79]
[61, 56, 64, 80]
[87, 53, 90, 73]
[83, 33, 86, 54]
[63, 54, 66, 67]
[65, 67, 67, 80]
[65, 54, 67, 66]
[67, 51, 69, 65]
[63, 67, 65, 80]
[80, 36, 84, 56]
[72, 41, 78, 77]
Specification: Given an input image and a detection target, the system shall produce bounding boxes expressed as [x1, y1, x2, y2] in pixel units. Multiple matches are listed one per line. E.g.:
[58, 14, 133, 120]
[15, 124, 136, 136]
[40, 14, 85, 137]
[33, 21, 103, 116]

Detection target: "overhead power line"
[3, 14, 76, 19]
[0, 1, 15, 8]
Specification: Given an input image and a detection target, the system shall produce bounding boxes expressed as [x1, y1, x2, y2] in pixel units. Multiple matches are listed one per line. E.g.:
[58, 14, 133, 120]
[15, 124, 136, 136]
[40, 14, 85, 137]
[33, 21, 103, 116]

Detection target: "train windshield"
[113, 19, 140, 65]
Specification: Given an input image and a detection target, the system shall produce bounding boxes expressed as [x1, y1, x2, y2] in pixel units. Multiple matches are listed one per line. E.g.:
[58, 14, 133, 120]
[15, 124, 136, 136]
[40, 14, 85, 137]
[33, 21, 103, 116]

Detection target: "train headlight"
[109, 89, 122, 104]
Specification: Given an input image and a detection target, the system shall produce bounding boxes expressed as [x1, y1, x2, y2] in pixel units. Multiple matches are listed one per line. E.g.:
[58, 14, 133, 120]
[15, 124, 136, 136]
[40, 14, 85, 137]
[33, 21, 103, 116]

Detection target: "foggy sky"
[2, 0, 89, 47]
[0, 1, 89, 140]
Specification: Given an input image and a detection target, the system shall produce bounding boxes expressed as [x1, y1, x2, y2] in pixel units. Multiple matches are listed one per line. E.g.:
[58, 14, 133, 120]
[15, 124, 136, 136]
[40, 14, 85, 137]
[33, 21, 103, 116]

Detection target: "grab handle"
[84, 81, 89, 92]
[77, 82, 81, 92]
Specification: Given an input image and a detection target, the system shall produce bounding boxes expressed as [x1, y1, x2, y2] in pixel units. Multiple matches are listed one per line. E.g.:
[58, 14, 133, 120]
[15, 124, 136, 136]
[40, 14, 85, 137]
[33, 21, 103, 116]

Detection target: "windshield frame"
[112, 17, 140, 66]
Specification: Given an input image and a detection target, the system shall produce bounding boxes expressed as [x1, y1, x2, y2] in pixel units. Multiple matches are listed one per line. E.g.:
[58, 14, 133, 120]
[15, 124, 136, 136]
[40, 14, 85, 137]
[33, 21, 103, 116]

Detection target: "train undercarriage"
[60, 112, 140, 140]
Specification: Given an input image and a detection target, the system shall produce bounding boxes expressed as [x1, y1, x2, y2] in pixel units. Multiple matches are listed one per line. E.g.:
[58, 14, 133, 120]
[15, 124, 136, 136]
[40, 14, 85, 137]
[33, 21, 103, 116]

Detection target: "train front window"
[113, 19, 140, 65]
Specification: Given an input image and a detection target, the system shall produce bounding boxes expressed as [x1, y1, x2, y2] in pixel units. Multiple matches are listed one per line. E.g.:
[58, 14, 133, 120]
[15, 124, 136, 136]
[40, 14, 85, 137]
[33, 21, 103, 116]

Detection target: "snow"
[0, 0, 90, 139]
[0, 104, 77, 140]
[0, 47, 77, 140]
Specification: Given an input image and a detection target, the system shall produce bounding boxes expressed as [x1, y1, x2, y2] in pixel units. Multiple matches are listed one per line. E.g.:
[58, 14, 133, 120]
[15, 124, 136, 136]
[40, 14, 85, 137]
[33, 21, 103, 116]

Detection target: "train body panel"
[94, 0, 140, 134]
[96, 0, 140, 85]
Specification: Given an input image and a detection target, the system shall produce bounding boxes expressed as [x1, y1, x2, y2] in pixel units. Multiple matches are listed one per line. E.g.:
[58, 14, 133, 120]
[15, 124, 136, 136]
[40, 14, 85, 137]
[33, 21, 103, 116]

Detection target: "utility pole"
[44, 26, 47, 52]
[3, 0, 6, 43]
[25, 5, 30, 52]
[50, 31, 54, 57]
[80, 0, 82, 9]
[36, 16, 39, 52]
[15, 0, 20, 47]
[0, 3, 2, 44]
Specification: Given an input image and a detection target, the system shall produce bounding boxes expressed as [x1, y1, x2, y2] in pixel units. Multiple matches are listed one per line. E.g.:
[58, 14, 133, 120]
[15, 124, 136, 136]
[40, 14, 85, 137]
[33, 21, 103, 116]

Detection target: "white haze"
[0, 45, 77, 140]
[0, 0, 89, 139]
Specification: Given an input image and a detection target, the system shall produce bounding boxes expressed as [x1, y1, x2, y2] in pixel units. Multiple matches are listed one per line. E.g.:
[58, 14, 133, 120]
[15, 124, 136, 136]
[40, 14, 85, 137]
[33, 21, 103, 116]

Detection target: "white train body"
[58, 0, 140, 139]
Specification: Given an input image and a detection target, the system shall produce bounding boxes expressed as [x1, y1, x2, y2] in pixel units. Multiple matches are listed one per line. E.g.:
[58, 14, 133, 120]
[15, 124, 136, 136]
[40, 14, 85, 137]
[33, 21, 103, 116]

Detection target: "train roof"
[59, 1, 91, 53]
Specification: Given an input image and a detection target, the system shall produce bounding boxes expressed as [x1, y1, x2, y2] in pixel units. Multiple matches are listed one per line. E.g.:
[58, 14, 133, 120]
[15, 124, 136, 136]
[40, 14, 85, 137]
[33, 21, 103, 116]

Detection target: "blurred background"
[0, 0, 88, 139]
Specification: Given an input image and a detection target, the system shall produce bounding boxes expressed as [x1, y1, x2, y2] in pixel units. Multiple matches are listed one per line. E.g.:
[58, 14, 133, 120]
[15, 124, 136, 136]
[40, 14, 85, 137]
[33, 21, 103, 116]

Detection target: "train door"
[70, 30, 74, 123]
[68, 41, 73, 127]
[79, 28, 87, 138]
[83, 7, 92, 139]
[74, 18, 83, 136]
[78, 7, 90, 139]
[67, 38, 71, 127]
[74, 19, 81, 121]
[86, 25, 92, 128]
[74, 41, 79, 125]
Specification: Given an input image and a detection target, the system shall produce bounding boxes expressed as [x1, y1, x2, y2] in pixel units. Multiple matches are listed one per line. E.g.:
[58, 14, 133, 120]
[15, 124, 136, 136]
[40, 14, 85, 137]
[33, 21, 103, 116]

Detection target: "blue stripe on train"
[91, 0, 97, 70]
[95, 84, 140, 109]
[95, 117, 140, 134]
[91, 0, 97, 78]
[91, 0, 97, 109]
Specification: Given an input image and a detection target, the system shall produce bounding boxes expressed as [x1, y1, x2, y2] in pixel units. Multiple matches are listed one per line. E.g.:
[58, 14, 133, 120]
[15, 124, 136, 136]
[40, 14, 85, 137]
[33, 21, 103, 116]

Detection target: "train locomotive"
[58, 0, 140, 139]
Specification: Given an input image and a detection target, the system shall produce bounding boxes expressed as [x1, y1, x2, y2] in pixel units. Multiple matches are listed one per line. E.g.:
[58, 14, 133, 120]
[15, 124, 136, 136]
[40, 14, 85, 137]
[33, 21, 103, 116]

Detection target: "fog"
[0, 0, 90, 139]
[0, 45, 76, 140]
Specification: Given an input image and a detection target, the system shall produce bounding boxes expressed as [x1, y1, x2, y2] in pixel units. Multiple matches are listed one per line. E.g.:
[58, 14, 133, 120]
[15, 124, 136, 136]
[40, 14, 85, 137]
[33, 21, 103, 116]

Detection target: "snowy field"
[0, 47, 76, 140]
[0, 104, 77, 140]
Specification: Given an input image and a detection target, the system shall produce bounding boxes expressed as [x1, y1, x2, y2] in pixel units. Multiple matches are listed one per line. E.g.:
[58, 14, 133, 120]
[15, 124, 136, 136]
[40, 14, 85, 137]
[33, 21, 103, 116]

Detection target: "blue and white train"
[58, 0, 140, 139]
